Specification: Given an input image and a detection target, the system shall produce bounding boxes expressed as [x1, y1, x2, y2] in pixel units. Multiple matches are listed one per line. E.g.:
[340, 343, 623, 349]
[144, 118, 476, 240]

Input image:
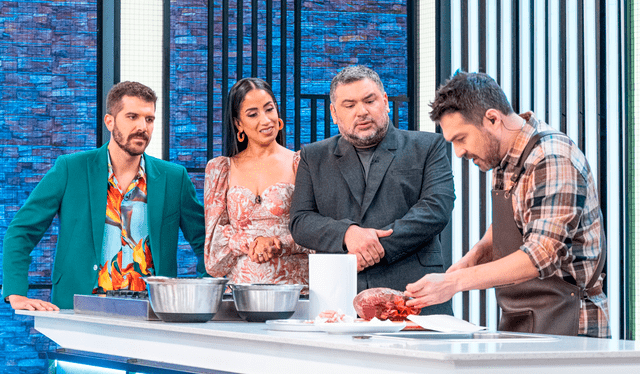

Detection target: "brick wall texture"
[0, 0, 408, 372]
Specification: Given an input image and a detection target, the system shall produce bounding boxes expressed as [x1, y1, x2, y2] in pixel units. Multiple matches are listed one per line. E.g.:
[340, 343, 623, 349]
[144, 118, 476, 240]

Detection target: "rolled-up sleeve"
[518, 154, 588, 278]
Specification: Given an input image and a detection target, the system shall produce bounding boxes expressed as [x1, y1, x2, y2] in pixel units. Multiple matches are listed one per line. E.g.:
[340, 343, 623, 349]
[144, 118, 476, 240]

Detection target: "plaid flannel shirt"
[493, 112, 610, 338]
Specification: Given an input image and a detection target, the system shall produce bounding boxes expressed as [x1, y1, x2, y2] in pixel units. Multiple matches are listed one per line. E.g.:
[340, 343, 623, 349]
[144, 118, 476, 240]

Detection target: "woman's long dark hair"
[222, 77, 285, 157]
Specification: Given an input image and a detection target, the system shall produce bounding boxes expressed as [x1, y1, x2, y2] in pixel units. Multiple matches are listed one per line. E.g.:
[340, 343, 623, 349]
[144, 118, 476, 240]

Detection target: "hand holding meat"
[248, 236, 282, 263]
[353, 287, 421, 321]
[344, 226, 392, 271]
[404, 273, 456, 309]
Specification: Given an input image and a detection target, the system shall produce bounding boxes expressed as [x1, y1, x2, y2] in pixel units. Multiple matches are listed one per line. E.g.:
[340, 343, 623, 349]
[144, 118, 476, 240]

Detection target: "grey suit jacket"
[290, 125, 455, 315]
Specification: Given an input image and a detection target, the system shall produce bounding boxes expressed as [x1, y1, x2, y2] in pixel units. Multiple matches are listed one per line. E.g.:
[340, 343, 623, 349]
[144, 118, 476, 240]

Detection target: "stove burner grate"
[104, 290, 149, 299]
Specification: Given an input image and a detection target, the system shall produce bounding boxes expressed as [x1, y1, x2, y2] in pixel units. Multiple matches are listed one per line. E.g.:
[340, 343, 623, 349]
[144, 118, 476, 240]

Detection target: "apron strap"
[509, 130, 557, 189]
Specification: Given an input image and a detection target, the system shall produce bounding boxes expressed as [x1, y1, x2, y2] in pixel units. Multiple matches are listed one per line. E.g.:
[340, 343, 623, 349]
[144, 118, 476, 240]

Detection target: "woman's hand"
[248, 236, 282, 263]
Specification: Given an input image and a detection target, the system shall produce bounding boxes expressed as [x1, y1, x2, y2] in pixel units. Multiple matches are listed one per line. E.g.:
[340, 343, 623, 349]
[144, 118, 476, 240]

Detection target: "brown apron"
[492, 131, 605, 336]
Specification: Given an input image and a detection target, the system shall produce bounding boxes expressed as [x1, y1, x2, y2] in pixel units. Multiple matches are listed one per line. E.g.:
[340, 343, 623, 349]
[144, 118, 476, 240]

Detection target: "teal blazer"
[2, 143, 206, 309]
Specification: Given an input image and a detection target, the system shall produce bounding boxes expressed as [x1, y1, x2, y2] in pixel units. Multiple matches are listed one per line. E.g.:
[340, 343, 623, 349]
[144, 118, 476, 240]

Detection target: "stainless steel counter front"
[18, 310, 640, 374]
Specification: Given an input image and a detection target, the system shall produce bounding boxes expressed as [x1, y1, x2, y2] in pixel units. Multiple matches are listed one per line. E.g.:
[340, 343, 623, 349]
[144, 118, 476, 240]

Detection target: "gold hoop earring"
[237, 131, 245, 142]
[278, 118, 284, 130]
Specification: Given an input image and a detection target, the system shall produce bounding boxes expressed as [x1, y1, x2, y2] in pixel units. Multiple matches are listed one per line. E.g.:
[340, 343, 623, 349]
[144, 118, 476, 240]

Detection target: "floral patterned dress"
[204, 152, 312, 286]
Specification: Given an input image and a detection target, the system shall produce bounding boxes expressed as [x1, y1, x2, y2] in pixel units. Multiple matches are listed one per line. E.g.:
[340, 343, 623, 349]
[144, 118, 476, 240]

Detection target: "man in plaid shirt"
[404, 71, 609, 338]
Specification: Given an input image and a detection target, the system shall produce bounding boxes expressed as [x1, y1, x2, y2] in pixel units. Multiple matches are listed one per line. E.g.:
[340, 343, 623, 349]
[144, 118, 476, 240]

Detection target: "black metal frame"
[459, 0, 471, 324]
[407, 0, 417, 130]
[97, 0, 120, 147]
[623, 0, 632, 340]
[211, 0, 416, 159]
[436, 0, 454, 282]
[207, 1, 216, 161]
[559, 0, 566, 133]
[478, 0, 487, 329]
[577, 0, 586, 151]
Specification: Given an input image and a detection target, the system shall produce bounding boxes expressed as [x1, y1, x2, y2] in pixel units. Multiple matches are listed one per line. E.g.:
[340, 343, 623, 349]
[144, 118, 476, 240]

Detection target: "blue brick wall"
[170, 1, 209, 276]
[170, 1, 208, 171]
[0, 290, 56, 373]
[0, 1, 98, 372]
[1, 0, 409, 371]
[298, 1, 409, 145]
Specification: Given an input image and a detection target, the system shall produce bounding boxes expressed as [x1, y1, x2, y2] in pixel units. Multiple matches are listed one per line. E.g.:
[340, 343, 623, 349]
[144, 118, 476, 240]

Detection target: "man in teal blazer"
[3, 82, 205, 310]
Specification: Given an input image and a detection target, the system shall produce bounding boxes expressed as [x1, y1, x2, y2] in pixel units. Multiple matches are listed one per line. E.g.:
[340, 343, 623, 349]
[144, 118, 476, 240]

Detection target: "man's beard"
[471, 130, 502, 172]
[112, 121, 149, 157]
[342, 118, 389, 148]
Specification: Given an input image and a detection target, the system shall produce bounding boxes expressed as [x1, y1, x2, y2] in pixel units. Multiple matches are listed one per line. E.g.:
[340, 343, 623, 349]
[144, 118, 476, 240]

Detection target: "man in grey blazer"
[290, 66, 455, 315]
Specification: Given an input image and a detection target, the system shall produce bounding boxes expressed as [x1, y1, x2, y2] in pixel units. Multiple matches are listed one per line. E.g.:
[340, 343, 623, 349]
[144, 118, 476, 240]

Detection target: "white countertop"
[18, 310, 640, 374]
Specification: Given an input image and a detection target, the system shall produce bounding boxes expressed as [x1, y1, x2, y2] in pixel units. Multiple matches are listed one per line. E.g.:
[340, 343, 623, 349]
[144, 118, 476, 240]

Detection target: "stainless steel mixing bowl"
[229, 283, 304, 322]
[144, 276, 228, 322]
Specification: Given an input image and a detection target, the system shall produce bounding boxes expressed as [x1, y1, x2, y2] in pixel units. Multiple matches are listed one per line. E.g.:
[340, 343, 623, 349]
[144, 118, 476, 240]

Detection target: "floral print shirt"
[94, 153, 154, 293]
[204, 152, 312, 287]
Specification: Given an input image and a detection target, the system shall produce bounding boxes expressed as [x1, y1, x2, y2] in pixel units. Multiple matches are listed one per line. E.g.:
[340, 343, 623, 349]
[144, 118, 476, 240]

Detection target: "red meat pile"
[353, 287, 421, 321]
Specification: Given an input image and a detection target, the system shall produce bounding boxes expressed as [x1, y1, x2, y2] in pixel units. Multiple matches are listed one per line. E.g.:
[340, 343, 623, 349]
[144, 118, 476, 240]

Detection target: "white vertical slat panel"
[500, 0, 513, 106]
[605, 0, 621, 341]
[467, 0, 481, 328]
[533, 0, 546, 122]
[583, 0, 598, 189]
[485, 0, 499, 331]
[418, 0, 437, 133]
[431, 0, 623, 335]
[519, 0, 531, 112]
[450, 0, 464, 320]
[565, 0, 579, 143]
[548, 0, 561, 130]
[120, 0, 164, 159]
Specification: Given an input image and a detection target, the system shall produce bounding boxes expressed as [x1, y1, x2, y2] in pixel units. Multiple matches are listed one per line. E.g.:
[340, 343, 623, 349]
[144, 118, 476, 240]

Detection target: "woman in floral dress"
[204, 77, 312, 287]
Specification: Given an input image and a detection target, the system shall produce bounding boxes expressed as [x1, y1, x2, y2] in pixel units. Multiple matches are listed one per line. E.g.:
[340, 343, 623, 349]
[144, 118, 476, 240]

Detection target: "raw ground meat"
[353, 287, 422, 321]
[315, 309, 354, 323]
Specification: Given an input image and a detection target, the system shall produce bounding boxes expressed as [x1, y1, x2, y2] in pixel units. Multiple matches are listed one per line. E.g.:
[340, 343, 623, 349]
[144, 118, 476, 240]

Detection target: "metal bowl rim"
[228, 283, 304, 291]
[144, 276, 229, 285]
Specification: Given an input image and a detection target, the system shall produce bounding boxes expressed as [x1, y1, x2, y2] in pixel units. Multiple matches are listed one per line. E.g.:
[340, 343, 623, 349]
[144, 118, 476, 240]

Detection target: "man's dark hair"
[429, 71, 514, 126]
[106, 81, 157, 116]
[329, 65, 385, 103]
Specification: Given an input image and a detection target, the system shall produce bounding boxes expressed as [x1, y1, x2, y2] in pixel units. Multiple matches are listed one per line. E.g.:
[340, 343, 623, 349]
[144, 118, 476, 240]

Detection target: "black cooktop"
[103, 290, 148, 299]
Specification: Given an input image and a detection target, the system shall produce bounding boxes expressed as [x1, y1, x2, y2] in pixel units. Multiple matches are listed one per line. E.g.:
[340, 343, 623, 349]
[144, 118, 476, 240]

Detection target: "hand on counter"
[8, 295, 59, 311]
[344, 225, 392, 272]
[248, 236, 282, 263]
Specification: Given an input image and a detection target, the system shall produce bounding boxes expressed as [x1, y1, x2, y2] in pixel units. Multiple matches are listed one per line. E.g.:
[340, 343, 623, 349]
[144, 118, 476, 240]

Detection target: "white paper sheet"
[408, 314, 487, 332]
[308, 254, 358, 318]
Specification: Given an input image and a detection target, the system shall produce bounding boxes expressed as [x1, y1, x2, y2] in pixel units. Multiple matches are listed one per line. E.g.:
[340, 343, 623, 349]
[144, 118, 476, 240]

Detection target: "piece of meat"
[318, 310, 343, 322]
[353, 287, 422, 321]
[315, 309, 355, 323]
